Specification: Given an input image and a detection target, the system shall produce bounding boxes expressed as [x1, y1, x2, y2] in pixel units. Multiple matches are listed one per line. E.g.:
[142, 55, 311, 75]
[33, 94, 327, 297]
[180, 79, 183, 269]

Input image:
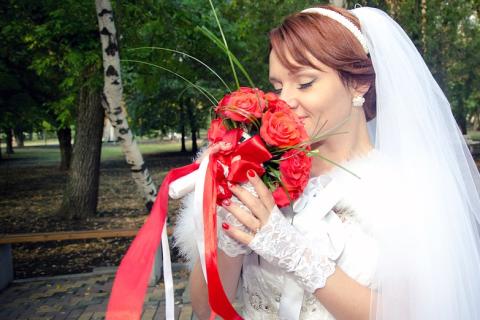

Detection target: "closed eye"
[298, 79, 316, 90]
[271, 78, 316, 95]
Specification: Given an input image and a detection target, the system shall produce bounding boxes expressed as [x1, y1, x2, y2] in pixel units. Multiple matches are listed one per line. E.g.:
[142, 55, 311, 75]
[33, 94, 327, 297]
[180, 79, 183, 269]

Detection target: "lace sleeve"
[217, 205, 252, 257]
[217, 182, 257, 257]
[249, 207, 336, 293]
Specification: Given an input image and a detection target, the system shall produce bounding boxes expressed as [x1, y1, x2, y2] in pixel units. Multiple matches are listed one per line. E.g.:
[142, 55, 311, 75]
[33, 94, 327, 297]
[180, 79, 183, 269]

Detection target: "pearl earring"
[352, 96, 365, 107]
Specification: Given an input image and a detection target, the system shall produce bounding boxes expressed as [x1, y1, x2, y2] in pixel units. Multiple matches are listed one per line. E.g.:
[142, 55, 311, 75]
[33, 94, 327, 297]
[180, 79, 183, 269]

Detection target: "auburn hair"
[269, 5, 376, 121]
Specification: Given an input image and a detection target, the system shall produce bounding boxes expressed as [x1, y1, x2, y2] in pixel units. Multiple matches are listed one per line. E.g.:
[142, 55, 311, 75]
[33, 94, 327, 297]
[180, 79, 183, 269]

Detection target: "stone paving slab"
[0, 265, 195, 320]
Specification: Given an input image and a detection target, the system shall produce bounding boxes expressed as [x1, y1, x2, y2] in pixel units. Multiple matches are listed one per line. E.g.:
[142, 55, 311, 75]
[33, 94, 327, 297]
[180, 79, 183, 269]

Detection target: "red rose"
[265, 92, 290, 113]
[273, 186, 301, 207]
[272, 187, 290, 207]
[207, 118, 227, 143]
[279, 149, 311, 188]
[260, 108, 308, 148]
[216, 87, 266, 123]
[272, 149, 311, 206]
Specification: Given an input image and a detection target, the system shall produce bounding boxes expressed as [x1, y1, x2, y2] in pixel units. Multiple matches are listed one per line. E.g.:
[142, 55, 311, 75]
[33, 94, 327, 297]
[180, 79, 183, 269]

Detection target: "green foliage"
[118, 0, 319, 136]
[2, 0, 477, 138]
[351, 1, 480, 133]
[0, 0, 102, 135]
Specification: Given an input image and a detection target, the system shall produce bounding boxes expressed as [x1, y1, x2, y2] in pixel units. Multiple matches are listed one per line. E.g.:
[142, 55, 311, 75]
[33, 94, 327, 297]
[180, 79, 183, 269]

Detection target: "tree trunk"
[59, 87, 104, 219]
[57, 127, 72, 170]
[420, 0, 427, 55]
[191, 129, 197, 155]
[456, 99, 467, 134]
[186, 98, 198, 154]
[6, 128, 14, 154]
[180, 101, 187, 152]
[329, 0, 346, 8]
[386, 0, 400, 19]
[96, 0, 156, 211]
[13, 127, 24, 148]
[181, 125, 186, 152]
[185, 98, 198, 154]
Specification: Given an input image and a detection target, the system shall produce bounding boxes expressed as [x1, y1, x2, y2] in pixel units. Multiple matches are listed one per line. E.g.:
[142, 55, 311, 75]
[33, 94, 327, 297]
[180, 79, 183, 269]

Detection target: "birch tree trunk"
[95, 0, 157, 210]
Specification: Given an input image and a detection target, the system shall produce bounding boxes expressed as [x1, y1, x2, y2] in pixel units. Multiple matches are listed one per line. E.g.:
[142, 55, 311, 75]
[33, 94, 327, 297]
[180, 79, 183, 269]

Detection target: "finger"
[246, 169, 276, 211]
[221, 198, 260, 232]
[227, 182, 270, 222]
[221, 222, 253, 245]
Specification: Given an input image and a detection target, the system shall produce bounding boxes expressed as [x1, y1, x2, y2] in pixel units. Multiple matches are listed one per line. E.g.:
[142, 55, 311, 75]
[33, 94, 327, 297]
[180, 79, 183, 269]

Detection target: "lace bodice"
[240, 149, 388, 319]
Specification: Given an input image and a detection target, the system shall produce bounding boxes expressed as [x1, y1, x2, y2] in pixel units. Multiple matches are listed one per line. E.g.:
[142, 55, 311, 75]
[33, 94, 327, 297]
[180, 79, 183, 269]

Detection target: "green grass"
[468, 130, 480, 141]
[1, 140, 204, 165]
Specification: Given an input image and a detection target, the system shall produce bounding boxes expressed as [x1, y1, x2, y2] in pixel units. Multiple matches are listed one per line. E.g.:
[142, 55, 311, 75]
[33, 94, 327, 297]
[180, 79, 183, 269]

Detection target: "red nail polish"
[222, 199, 231, 206]
[247, 169, 256, 178]
[222, 222, 230, 230]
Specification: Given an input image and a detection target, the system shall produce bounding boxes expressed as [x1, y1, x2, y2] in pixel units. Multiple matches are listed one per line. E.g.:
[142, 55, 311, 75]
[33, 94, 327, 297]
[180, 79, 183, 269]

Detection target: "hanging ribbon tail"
[106, 162, 200, 320]
[203, 154, 244, 320]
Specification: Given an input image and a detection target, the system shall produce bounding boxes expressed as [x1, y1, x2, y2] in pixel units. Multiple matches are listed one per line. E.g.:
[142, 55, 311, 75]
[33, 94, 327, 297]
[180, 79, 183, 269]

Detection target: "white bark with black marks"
[95, 0, 156, 210]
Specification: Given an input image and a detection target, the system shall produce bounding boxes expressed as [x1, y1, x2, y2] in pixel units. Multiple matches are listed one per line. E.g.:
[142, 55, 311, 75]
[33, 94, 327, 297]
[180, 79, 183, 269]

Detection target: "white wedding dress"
[174, 148, 400, 319]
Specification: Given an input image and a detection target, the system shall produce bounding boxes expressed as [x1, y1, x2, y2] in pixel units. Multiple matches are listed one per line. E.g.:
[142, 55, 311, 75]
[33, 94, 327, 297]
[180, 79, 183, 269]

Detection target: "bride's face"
[268, 49, 354, 139]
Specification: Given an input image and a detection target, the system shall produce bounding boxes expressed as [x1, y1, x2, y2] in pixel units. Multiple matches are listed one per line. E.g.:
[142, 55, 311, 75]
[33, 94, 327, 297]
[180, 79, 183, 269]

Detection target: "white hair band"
[301, 7, 369, 54]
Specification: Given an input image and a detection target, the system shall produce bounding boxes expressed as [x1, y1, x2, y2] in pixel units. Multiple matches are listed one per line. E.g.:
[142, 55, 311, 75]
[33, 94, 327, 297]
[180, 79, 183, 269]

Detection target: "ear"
[350, 81, 371, 97]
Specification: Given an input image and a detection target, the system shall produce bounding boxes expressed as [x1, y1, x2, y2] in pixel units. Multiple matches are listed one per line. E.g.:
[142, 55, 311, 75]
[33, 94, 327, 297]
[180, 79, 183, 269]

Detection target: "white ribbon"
[161, 222, 175, 319]
[279, 176, 346, 319]
[193, 156, 210, 280]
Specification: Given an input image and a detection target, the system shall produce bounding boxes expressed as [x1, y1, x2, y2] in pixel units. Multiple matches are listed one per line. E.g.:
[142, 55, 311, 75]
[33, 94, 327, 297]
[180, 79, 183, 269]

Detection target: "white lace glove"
[217, 182, 257, 257]
[248, 206, 336, 293]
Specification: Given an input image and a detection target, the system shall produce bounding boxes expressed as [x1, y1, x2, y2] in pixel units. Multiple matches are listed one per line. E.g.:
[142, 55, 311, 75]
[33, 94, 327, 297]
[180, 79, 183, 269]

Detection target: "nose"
[279, 90, 299, 110]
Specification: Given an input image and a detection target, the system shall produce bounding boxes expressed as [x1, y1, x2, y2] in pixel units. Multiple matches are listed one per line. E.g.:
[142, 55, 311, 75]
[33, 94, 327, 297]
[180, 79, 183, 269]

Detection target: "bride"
[175, 5, 480, 319]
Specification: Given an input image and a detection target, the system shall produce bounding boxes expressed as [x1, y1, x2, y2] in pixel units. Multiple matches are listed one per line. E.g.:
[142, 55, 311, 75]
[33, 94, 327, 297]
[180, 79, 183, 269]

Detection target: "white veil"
[350, 7, 480, 319]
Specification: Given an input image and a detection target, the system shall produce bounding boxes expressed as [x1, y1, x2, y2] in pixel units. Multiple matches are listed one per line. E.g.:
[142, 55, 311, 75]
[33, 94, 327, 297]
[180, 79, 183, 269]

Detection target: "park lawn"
[1, 140, 204, 164]
[0, 141, 200, 279]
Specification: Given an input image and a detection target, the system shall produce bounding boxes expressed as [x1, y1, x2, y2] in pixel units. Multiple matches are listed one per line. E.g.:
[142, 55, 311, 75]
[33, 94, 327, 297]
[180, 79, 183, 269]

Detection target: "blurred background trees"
[1, 0, 478, 216]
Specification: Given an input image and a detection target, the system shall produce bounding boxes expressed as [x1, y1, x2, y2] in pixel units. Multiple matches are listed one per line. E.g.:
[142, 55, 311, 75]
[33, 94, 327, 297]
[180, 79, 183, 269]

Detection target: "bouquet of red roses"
[107, 3, 315, 319]
[106, 87, 314, 320]
[208, 86, 312, 208]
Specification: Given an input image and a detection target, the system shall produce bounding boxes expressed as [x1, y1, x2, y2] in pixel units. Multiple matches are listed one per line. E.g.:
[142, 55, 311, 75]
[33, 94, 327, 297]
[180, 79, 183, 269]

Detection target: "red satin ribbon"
[204, 154, 244, 320]
[227, 135, 273, 183]
[202, 135, 272, 319]
[106, 162, 200, 320]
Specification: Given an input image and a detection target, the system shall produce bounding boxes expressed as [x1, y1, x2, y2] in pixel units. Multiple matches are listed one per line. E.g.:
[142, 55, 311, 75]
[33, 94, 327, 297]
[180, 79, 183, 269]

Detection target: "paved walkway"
[0, 265, 198, 320]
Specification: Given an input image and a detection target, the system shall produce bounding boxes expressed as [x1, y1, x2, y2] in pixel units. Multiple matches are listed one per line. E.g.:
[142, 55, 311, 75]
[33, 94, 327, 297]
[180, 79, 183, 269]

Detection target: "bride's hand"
[220, 169, 276, 245]
[222, 170, 337, 293]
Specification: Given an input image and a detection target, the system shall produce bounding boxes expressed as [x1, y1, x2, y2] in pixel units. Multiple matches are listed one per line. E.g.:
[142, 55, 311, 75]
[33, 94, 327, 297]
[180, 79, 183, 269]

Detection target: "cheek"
[300, 80, 352, 136]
